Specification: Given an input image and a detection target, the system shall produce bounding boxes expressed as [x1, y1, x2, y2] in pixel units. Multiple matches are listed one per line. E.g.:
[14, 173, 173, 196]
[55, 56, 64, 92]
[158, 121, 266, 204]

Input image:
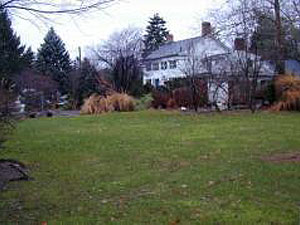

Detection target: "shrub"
[166, 98, 177, 109]
[173, 84, 207, 109]
[135, 93, 154, 111]
[271, 75, 300, 111]
[151, 90, 172, 109]
[80, 93, 135, 115]
[151, 79, 208, 110]
[173, 87, 192, 108]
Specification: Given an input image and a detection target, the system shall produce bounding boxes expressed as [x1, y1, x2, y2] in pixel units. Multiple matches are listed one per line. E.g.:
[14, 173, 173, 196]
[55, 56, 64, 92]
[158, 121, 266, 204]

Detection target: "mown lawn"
[0, 110, 300, 225]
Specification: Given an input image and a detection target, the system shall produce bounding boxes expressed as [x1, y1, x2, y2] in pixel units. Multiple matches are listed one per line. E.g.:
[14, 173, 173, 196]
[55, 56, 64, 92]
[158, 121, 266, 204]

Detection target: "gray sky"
[12, 0, 222, 59]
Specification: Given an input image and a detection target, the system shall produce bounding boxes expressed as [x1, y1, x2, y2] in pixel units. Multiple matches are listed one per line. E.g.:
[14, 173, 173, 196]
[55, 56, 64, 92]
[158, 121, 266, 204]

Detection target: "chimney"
[202, 22, 212, 37]
[234, 38, 246, 51]
[166, 34, 174, 42]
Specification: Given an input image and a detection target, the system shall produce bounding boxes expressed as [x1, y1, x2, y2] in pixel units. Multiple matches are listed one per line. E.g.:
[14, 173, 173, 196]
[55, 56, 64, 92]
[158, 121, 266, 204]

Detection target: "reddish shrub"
[173, 87, 192, 108]
[152, 90, 171, 109]
[152, 78, 208, 110]
[166, 98, 177, 109]
[173, 81, 208, 109]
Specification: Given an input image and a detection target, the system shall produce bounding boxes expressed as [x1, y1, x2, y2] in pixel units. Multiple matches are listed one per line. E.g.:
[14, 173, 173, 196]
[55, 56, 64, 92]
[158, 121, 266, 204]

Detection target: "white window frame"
[153, 62, 159, 71]
[161, 61, 168, 70]
[146, 63, 151, 71]
[169, 60, 177, 69]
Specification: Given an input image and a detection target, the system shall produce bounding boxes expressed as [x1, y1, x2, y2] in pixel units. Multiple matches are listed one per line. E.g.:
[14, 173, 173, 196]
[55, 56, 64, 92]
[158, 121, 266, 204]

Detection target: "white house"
[143, 22, 230, 86]
[142, 22, 276, 109]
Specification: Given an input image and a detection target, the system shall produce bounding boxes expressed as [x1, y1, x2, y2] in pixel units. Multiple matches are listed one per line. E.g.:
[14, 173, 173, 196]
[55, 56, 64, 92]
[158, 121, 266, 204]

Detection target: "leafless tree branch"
[1, 0, 119, 15]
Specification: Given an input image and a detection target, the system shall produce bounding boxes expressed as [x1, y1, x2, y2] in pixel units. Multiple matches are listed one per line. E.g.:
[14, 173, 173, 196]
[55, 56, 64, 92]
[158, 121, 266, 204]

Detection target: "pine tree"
[80, 58, 100, 97]
[69, 58, 107, 108]
[143, 13, 170, 55]
[22, 47, 35, 68]
[36, 27, 72, 94]
[0, 9, 31, 88]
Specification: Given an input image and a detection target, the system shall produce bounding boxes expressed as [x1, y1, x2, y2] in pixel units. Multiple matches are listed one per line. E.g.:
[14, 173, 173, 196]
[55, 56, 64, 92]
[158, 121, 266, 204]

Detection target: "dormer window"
[161, 61, 168, 70]
[169, 60, 177, 69]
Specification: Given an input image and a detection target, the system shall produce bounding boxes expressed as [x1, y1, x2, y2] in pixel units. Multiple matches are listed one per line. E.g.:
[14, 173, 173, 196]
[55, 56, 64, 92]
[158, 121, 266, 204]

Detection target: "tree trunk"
[274, 0, 285, 74]
[249, 78, 258, 113]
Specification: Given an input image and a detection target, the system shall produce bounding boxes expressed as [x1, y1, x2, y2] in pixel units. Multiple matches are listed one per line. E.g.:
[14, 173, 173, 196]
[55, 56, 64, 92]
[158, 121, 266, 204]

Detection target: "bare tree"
[0, 0, 120, 27]
[15, 69, 59, 112]
[271, 0, 300, 25]
[0, 0, 118, 15]
[91, 27, 143, 67]
[209, 0, 300, 71]
[177, 38, 234, 111]
[179, 41, 204, 111]
[90, 27, 143, 95]
[207, 71, 230, 111]
[230, 47, 266, 112]
[226, 0, 271, 112]
[203, 0, 278, 112]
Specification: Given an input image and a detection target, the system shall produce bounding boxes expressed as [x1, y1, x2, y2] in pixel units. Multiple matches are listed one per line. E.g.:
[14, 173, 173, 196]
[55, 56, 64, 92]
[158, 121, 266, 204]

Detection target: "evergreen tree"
[79, 58, 100, 98]
[69, 58, 104, 108]
[0, 9, 31, 88]
[250, 12, 300, 61]
[36, 27, 72, 94]
[143, 13, 169, 55]
[22, 47, 35, 68]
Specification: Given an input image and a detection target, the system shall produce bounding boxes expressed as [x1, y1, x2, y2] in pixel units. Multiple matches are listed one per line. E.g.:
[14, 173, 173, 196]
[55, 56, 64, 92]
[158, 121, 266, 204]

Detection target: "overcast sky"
[11, 0, 223, 59]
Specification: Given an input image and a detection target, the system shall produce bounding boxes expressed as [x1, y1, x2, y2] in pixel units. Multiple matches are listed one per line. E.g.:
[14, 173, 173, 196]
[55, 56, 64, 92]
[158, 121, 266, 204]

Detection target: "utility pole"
[78, 46, 82, 69]
[274, 0, 285, 74]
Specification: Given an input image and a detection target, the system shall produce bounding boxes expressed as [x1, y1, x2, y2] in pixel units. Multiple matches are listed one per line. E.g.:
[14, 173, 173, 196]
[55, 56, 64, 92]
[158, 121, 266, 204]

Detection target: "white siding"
[143, 56, 186, 86]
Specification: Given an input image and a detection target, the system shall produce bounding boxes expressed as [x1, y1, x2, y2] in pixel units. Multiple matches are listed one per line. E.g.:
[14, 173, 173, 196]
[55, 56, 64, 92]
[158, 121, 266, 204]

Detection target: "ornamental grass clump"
[107, 93, 135, 112]
[271, 74, 300, 111]
[80, 93, 135, 115]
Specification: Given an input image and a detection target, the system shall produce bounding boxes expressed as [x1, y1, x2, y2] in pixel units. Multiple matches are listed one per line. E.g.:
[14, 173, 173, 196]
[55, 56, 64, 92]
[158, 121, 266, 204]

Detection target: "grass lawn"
[0, 110, 300, 225]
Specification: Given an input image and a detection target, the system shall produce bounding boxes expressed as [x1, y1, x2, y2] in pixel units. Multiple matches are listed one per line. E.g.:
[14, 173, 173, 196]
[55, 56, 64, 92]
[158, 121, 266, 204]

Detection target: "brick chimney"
[202, 22, 212, 37]
[166, 34, 174, 42]
[234, 38, 246, 51]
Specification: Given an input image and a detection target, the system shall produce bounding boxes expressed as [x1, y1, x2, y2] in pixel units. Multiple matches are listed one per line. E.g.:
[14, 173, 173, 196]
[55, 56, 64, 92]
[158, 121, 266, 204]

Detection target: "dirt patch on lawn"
[261, 153, 300, 163]
[0, 159, 31, 191]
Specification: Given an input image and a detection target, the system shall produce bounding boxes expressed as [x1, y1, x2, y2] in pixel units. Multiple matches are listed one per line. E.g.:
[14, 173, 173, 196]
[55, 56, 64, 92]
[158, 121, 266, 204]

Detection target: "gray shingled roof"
[285, 60, 300, 76]
[144, 36, 230, 61]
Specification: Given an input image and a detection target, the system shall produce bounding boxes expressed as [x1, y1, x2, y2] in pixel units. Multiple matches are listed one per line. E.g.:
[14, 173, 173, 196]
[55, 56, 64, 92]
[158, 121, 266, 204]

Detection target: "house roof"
[144, 36, 230, 61]
[285, 59, 300, 76]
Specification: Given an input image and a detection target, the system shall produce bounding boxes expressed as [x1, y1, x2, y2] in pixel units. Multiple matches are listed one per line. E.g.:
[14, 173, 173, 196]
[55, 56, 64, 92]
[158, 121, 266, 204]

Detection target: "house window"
[161, 61, 168, 70]
[146, 63, 151, 71]
[153, 62, 159, 71]
[169, 60, 177, 69]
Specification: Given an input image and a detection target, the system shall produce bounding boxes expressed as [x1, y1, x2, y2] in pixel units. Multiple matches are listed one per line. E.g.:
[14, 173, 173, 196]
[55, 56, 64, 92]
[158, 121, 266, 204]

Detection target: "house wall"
[143, 56, 186, 86]
[208, 82, 229, 110]
[142, 37, 276, 109]
[143, 38, 230, 87]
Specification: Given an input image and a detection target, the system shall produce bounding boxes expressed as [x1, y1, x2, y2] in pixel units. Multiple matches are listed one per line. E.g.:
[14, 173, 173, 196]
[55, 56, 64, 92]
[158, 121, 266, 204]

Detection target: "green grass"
[0, 110, 300, 225]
